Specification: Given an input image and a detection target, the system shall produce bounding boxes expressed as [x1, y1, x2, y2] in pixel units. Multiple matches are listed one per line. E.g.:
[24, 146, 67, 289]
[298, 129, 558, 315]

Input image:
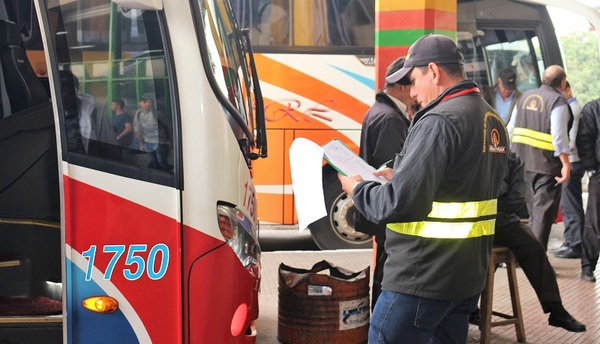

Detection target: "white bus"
[233, 0, 571, 249]
[0, 0, 266, 342]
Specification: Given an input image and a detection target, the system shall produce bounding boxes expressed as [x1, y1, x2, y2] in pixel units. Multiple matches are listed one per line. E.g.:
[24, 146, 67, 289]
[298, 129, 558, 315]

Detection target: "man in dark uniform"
[339, 34, 508, 343]
[555, 81, 585, 259]
[511, 65, 571, 251]
[489, 152, 585, 331]
[576, 98, 600, 282]
[356, 56, 417, 309]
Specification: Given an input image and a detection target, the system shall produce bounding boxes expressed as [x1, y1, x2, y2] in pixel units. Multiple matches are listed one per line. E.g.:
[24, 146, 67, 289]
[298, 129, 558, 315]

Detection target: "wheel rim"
[329, 192, 371, 244]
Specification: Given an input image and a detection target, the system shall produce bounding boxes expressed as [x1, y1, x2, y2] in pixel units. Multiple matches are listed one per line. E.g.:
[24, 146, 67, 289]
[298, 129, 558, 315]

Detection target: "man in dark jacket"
[576, 98, 600, 282]
[339, 34, 508, 343]
[357, 56, 417, 309]
[490, 152, 585, 331]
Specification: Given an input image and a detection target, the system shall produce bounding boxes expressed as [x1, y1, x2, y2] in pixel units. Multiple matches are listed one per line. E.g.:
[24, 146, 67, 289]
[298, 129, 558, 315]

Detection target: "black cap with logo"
[386, 34, 464, 84]
[498, 68, 517, 91]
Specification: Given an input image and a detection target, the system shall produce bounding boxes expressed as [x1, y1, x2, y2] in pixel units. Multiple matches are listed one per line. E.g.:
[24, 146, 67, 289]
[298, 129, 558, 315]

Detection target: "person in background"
[59, 70, 97, 153]
[555, 81, 585, 259]
[475, 152, 586, 332]
[510, 65, 571, 251]
[249, 0, 289, 45]
[133, 94, 170, 171]
[576, 98, 600, 282]
[484, 68, 521, 124]
[339, 34, 508, 343]
[111, 99, 133, 148]
[356, 56, 417, 309]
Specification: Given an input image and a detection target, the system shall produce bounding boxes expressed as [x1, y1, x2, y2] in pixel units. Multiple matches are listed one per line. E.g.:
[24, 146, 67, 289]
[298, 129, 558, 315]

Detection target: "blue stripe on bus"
[328, 65, 375, 89]
[66, 259, 139, 343]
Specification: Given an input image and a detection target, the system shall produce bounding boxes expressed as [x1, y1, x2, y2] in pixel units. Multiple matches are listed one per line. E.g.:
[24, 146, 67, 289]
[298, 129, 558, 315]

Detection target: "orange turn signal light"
[82, 296, 119, 313]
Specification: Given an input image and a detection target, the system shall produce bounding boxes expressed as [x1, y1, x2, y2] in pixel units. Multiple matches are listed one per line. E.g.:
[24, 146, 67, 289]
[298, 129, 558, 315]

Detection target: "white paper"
[322, 139, 388, 184]
[289, 138, 327, 232]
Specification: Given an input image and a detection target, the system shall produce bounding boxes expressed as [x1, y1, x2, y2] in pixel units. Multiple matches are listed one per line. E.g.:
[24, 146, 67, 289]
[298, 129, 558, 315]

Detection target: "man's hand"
[555, 153, 571, 185]
[338, 174, 363, 196]
[374, 167, 393, 181]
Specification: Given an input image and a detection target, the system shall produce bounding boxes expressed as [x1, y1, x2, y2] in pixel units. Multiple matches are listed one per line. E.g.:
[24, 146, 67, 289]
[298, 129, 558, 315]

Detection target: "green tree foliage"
[560, 31, 600, 106]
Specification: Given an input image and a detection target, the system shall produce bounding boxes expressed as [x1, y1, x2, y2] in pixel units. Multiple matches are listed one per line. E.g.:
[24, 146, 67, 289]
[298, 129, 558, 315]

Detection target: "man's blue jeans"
[369, 290, 479, 343]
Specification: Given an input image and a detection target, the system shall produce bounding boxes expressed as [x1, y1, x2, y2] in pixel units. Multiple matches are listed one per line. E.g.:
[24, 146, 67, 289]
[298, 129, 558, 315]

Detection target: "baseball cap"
[141, 92, 155, 101]
[498, 68, 517, 91]
[385, 56, 410, 86]
[386, 34, 464, 84]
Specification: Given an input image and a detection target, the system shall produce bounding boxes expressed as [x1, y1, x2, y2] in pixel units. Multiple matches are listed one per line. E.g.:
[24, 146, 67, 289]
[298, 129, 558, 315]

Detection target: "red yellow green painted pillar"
[375, 0, 457, 90]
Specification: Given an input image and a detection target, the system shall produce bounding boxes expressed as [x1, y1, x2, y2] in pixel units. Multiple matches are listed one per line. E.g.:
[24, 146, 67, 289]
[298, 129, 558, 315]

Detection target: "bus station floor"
[255, 223, 600, 343]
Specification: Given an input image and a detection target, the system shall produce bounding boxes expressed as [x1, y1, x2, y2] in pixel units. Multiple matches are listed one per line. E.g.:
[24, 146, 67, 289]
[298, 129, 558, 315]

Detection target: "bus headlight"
[217, 204, 261, 275]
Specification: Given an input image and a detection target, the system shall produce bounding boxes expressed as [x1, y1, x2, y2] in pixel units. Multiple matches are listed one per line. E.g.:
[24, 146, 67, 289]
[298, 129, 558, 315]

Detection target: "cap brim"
[386, 66, 412, 84]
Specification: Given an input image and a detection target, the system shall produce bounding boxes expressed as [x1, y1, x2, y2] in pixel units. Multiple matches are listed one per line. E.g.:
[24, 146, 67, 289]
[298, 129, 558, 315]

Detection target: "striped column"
[375, 0, 457, 90]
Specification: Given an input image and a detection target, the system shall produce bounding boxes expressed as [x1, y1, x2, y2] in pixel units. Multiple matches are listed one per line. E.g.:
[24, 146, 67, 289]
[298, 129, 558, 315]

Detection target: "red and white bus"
[0, 0, 266, 342]
[233, 0, 580, 249]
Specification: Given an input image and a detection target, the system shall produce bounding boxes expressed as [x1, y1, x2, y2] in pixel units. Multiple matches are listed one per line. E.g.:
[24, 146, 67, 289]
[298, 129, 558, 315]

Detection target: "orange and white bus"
[0, 0, 266, 342]
[232, 0, 580, 249]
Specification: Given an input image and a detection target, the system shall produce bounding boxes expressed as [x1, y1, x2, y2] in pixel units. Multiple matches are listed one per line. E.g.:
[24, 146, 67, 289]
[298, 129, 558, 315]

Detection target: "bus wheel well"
[308, 165, 372, 250]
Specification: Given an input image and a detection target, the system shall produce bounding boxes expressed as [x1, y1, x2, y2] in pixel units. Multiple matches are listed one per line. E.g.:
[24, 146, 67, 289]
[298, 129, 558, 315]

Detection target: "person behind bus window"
[111, 99, 133, 148]
[249, 0, 289, 45]
[60, 70, 97, 154]
[133, 93, 170, 171]
[340, 0, 374, 46]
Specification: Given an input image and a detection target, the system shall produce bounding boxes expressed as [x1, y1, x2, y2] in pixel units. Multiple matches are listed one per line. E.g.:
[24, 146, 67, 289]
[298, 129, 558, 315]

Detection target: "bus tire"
[308, 166, 372, 250]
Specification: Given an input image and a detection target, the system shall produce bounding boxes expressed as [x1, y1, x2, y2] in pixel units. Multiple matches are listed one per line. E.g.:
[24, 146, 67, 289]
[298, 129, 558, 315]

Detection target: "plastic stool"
[478, 246, 526, 344]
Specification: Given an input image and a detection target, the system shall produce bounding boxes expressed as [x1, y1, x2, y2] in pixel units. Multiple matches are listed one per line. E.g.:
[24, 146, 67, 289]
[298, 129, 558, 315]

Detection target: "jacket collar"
[411, 80, 479, 125]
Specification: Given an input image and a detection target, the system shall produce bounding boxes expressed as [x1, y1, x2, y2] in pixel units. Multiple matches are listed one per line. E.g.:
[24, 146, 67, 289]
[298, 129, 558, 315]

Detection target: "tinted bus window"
[48, 2, 175, 175]
[232, 0, 374, 47]
[459, 29, 543, 92]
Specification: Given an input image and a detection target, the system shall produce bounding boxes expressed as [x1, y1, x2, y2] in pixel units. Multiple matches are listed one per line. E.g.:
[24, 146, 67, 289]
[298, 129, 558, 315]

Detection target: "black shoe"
[548, 305, 586, 332]
[581, 270, 596, 282]
[553, 248, 581, 259]
[551, 244, 569, 253]
[469, 307, 481, 326]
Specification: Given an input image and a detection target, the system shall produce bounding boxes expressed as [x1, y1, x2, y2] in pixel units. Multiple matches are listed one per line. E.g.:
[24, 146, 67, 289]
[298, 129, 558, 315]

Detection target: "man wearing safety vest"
[339, 34, 508, 343]
[510, 65, 572, 251]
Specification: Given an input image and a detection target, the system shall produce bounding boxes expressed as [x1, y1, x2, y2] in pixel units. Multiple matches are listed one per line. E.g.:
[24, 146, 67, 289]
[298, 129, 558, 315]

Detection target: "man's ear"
[429, 63, 441, 84]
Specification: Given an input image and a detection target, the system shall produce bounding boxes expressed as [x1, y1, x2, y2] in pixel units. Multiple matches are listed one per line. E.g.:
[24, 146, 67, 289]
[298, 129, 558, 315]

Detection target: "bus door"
[458, 0, 563, 92]
[36, 1, 183, 342]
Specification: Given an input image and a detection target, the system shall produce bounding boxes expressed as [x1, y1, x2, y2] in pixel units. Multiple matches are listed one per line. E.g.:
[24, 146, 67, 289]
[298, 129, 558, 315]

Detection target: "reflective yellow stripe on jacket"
[387, 199, 497, 239]
[512, 127, 554, 151]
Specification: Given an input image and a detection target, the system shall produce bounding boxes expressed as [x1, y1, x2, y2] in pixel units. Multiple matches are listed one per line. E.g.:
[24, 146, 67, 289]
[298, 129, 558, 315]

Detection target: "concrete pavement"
[255, 223, 600, 343]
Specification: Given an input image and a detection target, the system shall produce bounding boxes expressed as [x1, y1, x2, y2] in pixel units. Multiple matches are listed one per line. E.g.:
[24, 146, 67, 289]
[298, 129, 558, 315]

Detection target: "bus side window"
[340, 0, 374, 47]
[482, 29, 542, 92]
[249, 0, 290, 46]
[48, 2, 176, 177]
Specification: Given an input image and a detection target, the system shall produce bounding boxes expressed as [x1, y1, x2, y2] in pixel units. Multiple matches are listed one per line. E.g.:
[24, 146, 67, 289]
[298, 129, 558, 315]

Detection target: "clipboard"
[322, 139, 389, 184]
